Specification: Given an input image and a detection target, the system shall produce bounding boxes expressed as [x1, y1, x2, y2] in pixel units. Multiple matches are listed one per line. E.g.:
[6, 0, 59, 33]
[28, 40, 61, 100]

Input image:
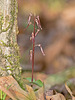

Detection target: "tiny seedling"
[25, 13, 45, 86]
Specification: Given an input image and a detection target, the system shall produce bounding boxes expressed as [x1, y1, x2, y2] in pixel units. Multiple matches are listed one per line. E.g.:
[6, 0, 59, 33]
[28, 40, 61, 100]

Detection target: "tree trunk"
[0, 0, 21, 80]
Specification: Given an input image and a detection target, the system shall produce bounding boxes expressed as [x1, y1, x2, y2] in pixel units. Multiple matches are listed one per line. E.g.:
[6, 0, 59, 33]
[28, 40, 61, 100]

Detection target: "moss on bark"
[0, 0, 21, 80]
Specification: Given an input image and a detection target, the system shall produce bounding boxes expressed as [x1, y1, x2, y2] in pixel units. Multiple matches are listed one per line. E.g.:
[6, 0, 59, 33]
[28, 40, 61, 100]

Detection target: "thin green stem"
[3, 93, 6, 100]
[1, 90, 3, 100]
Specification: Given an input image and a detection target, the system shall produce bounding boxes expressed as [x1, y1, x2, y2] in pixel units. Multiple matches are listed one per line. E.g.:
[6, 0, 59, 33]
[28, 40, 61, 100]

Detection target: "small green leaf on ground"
[33, 80, 43, 87]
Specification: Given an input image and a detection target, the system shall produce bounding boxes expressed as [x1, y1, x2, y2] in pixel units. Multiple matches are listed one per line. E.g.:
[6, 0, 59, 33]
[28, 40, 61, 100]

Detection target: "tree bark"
[0, 0, 21, 80]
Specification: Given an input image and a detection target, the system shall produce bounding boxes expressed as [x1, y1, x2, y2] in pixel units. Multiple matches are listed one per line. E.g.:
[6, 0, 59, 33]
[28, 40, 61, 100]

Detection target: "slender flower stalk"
[25, 13, 45, 84]
[31, 15, 35, 82]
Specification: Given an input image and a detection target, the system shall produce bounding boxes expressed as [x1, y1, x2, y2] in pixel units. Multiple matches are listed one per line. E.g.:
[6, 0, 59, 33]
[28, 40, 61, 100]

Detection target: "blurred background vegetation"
[17, 0, 75, 74]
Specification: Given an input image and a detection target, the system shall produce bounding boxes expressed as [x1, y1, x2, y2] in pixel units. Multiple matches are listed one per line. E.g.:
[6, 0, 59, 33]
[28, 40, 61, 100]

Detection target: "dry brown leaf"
[65, 83, 75, 100]
[0, 76, 27, 100]
[46, 93, 66, 100]
[35, 87, 44, 100]
[25, 85, 36, 100]
[0, 76, 45, 100]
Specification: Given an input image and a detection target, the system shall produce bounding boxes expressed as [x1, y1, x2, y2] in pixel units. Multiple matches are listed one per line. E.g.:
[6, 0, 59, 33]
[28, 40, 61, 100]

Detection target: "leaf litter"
[0, 76, 74, 100]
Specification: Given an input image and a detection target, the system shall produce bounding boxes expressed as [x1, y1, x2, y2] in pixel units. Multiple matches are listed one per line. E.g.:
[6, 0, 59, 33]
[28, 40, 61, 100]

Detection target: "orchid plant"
[25, 13, 45, 86]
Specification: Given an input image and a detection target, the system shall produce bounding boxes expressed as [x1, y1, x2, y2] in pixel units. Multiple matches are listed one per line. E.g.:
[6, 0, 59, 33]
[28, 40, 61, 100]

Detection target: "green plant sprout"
[24, 13, 45, 86]
[0, 84, 12, 100]
[1, 90, 6, 100]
